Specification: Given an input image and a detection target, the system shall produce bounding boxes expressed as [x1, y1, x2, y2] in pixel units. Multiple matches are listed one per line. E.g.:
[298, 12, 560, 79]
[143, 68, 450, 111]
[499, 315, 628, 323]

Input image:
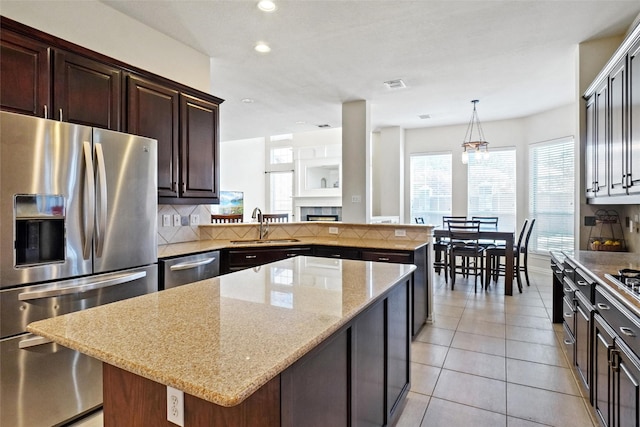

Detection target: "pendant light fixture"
[461, 99, 489, 164]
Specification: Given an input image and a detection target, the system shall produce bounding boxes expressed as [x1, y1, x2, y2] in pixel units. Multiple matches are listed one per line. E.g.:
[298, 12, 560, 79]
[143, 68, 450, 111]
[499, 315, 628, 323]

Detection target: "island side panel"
[103, 364, 280, 427]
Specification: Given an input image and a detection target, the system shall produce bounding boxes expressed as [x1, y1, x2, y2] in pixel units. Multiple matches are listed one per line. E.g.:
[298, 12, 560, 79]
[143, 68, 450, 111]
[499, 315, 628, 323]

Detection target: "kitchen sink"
[230, 238, 300, 245]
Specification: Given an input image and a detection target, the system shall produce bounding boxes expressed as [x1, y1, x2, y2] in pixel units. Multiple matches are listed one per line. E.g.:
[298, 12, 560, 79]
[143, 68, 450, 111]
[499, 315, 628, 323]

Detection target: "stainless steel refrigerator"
[0, 111, 158, 427]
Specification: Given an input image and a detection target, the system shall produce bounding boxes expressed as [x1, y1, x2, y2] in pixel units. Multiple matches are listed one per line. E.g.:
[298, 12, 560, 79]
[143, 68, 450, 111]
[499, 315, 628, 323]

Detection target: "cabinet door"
[353, 300, 385, 426]
[386, 279, 410, 422]
[586, 95, 597, 198]
[614, 341, 640, 427]
[629, 39, 640, 194]
[594, 314, 615, 427]
[126, 75, 179, 198]
[0, 30, 51, 117]
[179, 94, 219, 200]
[609, 58, 627, 196]
[575, 294, 592, 394]
[54, 50, 121, 130]
[595, 80, 609, 196]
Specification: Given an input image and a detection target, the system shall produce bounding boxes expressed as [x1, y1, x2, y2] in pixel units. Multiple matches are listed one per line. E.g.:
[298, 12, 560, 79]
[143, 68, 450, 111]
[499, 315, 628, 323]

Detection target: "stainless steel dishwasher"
[159, 251, 220, 289]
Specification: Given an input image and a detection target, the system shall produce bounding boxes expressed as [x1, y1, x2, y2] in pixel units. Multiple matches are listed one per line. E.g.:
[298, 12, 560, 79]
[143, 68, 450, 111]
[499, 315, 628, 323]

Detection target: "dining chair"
[484, 219, 529, 292]
[211, 214, 243, 223]
[518, 219, 536, 287]
[261, 213, 289, 223]
[447, 219, 485, 292]
[433, 216, 467, 282]
[472, 216, 499, 248]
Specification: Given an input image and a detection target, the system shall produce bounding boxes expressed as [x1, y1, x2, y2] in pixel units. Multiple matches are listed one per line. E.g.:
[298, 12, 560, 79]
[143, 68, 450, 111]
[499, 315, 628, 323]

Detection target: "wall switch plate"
[351, 195, 361, 203]
[190, 214, 199, 226]
[173, 214, 181, 227]
[166, 386, 184, 426]
[394, 229, 406, 237]
[162, 214, 171, 227]
[329, 227, 339, 234]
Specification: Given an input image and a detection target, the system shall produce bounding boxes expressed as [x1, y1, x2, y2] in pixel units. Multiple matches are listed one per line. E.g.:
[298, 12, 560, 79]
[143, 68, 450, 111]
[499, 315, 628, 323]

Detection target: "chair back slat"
[211, 214, 243, 223]
[261, 213, 289, 223]
[471, 216, 499, 231]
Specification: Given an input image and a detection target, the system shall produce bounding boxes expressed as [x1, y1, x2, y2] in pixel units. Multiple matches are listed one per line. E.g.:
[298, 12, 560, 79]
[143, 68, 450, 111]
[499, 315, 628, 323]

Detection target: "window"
[529, 138, 574, 253]
[410, 153, 452, 225]
[266, 139, 294, 218]
[467, 148, 517, 231]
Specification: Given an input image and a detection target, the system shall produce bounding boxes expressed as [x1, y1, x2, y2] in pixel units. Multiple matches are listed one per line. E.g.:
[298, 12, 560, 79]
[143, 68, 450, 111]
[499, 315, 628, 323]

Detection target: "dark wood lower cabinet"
[593, 313, 640, 427]
[281, 329, 349, 426]
[102, 279, 410, 427]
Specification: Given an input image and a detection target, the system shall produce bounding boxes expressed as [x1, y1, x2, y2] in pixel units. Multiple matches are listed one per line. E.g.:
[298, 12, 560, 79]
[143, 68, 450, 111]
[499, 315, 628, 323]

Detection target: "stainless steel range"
[606, 269, 640, 302]
[0, 111, 158, 427]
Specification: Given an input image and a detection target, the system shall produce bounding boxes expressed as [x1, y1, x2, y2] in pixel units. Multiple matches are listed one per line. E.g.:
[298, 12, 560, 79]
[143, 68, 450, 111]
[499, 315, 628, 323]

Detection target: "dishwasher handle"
[169, 257, 217, 271]
[19, 335, 53, 349]
[18, 271, 146, 301]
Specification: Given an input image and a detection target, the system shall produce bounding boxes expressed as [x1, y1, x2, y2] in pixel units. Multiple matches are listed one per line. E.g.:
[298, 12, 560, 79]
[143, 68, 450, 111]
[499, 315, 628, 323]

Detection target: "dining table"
[433, 227, 516, 296]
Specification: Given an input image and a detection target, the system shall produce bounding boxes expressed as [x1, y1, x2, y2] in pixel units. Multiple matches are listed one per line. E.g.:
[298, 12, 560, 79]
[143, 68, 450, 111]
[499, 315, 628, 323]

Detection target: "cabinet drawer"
[595, 287, 640, 356]
[361, 251, 412, 264]
[562, 276, 577, 300]
[313, 246, 360, 260]
[575, 267, 596, 303]
[227, 250, 275, 267]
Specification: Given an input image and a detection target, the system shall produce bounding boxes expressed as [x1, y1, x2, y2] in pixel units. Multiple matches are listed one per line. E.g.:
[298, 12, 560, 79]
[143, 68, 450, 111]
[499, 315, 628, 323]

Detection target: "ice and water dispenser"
[14, 195, 66, 266]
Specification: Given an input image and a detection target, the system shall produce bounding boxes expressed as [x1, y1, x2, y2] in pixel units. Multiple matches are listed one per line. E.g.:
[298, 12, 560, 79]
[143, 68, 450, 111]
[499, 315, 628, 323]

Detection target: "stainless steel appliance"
[160, 251, 220, 289]
[0, 111, 158, 427]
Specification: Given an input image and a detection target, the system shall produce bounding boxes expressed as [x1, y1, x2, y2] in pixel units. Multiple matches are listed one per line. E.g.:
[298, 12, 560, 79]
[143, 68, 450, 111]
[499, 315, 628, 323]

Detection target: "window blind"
[529, 138, 574, 253]
[410, 153, 452, 225]
[467, 148, 517, 231]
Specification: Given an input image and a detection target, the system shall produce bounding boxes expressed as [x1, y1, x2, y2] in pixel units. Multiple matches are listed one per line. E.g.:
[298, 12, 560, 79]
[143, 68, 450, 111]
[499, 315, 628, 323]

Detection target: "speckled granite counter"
[158, 236, 429, 259]
[27, 256, 415, 408]
[557, 250, 640, 312]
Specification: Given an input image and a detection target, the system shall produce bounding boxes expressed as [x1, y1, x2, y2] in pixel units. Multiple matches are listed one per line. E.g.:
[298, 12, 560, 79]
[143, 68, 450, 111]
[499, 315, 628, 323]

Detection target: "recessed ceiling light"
[241, 98, 255, 104]
[296, 121, 306, 125]
[257, 1, 277, 12]
[255, 42, 271, 53]
[317, 124, 331, 128]
[418, 114, 431, 119]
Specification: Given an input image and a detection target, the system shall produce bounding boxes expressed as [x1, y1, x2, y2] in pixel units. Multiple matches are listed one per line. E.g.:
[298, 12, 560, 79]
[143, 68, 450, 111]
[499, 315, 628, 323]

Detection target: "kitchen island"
[27, 256, 415, 426]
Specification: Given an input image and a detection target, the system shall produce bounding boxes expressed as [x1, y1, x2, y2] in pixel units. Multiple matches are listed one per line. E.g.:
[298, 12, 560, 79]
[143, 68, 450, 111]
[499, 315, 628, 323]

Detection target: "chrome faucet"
[251, 207, 269, 239]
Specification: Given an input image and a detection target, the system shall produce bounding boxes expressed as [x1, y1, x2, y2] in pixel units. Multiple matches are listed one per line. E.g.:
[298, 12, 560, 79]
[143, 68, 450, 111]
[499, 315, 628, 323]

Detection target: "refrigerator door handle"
[18, 270, 146, 301]
[19, 335, 53, 349]
[82, 141, 95, 260]
[94, 143, 108, 257]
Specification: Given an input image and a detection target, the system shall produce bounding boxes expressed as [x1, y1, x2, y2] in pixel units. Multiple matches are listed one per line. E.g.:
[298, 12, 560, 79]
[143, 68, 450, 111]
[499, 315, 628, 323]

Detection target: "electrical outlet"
[190, 214, 200, 225]
[166, 386, 184, 426]
[173, 214, 181, 227]
[162, 214, 171, 227]
[329, 227, 339, 234]
[395, 229, 406, 237]
[351, 195, 361, 203]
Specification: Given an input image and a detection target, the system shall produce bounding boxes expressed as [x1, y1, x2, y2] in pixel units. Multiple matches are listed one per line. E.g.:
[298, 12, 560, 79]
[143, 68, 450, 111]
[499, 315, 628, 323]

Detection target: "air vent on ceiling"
[419, 114, 431, 120]
[317, 124, 331, 128]
[384, 79, 406, 89]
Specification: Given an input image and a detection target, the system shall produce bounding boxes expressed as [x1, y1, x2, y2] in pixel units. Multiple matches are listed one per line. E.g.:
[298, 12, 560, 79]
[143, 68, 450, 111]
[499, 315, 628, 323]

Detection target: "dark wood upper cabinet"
[584, 25, 640, 203]
[180, 94, 220, 200]
[1, 16, 224, 204]
[0, 29, 50, 117]
[126, 75, 179, 198]
[53, 50, 122, 130]
[629, 38, 640, 195]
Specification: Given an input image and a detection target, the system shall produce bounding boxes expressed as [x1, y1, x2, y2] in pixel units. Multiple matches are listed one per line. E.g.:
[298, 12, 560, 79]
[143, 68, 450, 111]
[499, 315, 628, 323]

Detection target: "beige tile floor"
[71, 269, 598, 427]
[394, 269, 599, 427]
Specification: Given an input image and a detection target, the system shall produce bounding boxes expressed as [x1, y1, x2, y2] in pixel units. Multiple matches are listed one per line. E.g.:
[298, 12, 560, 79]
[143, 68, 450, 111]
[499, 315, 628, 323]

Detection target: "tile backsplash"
[157, 204, 212, 244]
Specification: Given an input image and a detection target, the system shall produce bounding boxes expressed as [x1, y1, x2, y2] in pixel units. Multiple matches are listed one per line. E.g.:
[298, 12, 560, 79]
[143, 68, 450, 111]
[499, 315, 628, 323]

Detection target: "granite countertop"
[560, 250, 640, 311]
[158, 236, 429, 259]
[27, 256, 415, 407]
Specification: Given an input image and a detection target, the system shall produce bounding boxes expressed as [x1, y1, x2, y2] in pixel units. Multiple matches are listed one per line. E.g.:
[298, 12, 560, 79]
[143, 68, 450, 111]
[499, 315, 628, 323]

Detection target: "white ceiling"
[101, 1, 640, 142]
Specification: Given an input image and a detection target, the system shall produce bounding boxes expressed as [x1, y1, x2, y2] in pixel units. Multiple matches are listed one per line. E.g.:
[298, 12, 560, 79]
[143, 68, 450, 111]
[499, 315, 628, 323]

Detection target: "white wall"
[219, 137, 266, 222]
[1, 0, 211, 92]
